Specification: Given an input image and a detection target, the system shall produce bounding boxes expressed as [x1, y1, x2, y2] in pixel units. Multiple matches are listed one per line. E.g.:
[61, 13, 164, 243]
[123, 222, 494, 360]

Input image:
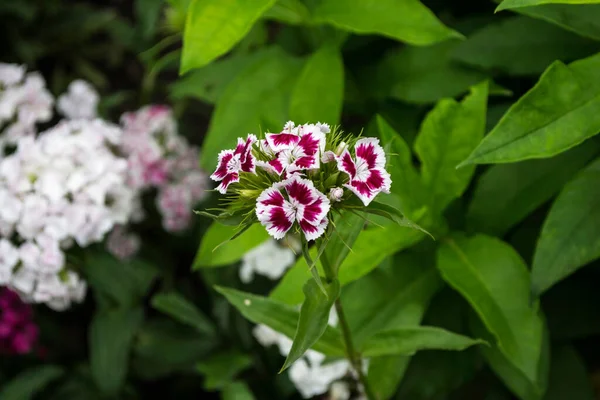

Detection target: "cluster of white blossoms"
[239, 236, 300, 283]
[253, 310, 366, 399]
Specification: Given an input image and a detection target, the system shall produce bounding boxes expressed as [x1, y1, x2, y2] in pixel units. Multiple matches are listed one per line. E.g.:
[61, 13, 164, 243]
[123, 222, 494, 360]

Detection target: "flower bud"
[329, 187, 344, 202]
[334, 141, 348, 156]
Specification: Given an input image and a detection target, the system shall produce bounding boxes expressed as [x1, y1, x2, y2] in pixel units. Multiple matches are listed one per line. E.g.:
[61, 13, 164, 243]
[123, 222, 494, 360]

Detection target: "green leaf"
[544, 345, 594, 400]
[151, 292, 216, 336]
[289, 45, 344, 125]
[85, 253, 158, 307]
[467, 140, 600, 235]
[452, 16, 599, 76]
[510, 3, 600, 41]
[180, 0, 276, 73]
[215, 286, 345, 356]
[367, 356, 412, 400]
[497, 0, 600, 12]
[196, 350, 253, 390]
[415, 81, 488, 215]
[222, 381, 255, 400]
[324, 211, 365, 275]
[312, 0, 462, 46]
[459, 52, 600, 166]
[193, 222, 270, 268]
[263, 0, 310, 24]
[531, 157, 600, 295]
[360, 326, 486, 357]
[281, 279, 340, 372]
[438, 234, 548, 399]
[200, 47, 302, 170]
[0, 365, 64, 400]
[135, 0, 163, 40]
[300, 235, 328, 296]
[90, 307, 144, 394]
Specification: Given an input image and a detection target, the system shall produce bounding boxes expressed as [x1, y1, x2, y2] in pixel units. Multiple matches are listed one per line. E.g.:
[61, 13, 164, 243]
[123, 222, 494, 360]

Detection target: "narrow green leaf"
[415, 81, 488, 214]
[497, 0, 600, 12]
[222, 381, 255, 400]
[437, 234, 548, 398]
[544, 345, 594, 400]
[301, 236, 328, 296]
[215, 286, 345, 356]
[312, 0, 463, 46]
[135, 0, 163, 40]
[467, 140, 600, 236]
[200, 47, 302, 170]
[324, 211, 365, 274]
[452, 16, 599, 76]
[289, 45, 344, 124]
[459, 52, 600, 166]
[193, 222, 269, 269]
[360, 326, 486, 357]
[281, 279, 340, 372]
[180, 0, 276, 73]
[0, 365, 64, 400]
[90, 307, 144, 394]
[531, 157, 600, 295]
[151, 292, 215, 336]
[196, 350, 253, 390]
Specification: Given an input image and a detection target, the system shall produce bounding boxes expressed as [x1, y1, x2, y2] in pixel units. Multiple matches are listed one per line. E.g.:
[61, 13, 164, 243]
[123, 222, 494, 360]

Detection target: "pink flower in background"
[0, 288, 38, 355]
[106, 225, 141, 260]
[336, 138, 391, 206]
[256, 176, 330, 241]
[210, 134, 257, 194]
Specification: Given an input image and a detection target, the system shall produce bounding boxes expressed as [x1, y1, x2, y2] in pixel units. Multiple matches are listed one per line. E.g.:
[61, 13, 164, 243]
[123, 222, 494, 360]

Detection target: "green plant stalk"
[320, 253, 378, 400]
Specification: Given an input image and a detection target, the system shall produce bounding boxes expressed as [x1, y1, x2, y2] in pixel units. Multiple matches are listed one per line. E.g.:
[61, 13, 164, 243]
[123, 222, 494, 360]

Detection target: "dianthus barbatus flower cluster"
[205, 121, 392, 242]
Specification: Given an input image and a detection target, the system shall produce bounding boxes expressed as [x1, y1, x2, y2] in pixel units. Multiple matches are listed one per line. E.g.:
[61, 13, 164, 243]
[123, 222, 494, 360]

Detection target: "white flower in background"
[329, 382, 351, 400]
[57, 79, 99, 119]
[106, 225, 141, 261]
[252, 308, 352, 399]
[239, 239, 298, 283]
[0, 64, 25, 87]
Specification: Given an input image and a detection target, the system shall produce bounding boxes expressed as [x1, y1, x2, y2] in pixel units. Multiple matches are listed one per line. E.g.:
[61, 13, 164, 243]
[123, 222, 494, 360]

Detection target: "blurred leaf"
[360, 326, 486, 357]
[415, 81, 488, 215]
[196, 350, 253, 390]
[201, 47, 302, 170]
[324, 211, 365, 275]
[170, 52, 262, 103]
[459, 53, 600, 166]
[151, 292, 216, 336]
[511, 3, 600, 41]
[281, 279, 340, 372]
[263, 0, 310, 24]
[453, 16, 600, 75]
[222, 381, 255, 400]
[438, 234, 548, 400]
[368, 356, 411, 400]
[181, 0, 276, 72]
[467, 140, 600, 236]
[289, 45, 344, 125]
[531, 157, 600, 295]
[0, 365, 64, 400]
[85, 253, 158, 307]
[90, 307, 144, 394]
[193, 222, 270, 268]
[312, 0, 462, 46]
[544, 345, 594, 400]
[497, 0, 600, 12]
[135, 0, 164, 41]
[215, 286, 345, 356]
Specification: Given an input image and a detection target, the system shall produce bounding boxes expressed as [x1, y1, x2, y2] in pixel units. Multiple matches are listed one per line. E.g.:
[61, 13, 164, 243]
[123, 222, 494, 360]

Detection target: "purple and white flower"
[211, 134, 257, 194]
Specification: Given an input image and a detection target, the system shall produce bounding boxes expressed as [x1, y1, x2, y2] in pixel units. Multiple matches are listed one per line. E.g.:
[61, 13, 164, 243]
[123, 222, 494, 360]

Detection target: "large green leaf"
[312, 0, 462, 46]
[497, 0, 600, 12]
[467, 141, 600, 236]
[215, 286, 345, 356]
[263, 0, 310, 24]
[201, 47, 302, 170]
[180, 0, 276, 73]
[415, 81, 488, 215]
[438, 235, 548, 399]
[196, 350, 253, 390]
[452, 16, 599, 76]
[359, 326, 485, 357]
[504, 3, 600, 41]
[281, 279, 340, 371]
[0, 365, 64, 400]
[459, 52, 600, 166]
[90, 307, 144, 394]
[193, 222, 270, 268]
[289, 45, 344, 124]
[151, 292, 216, 336]
[544, 345, 594, 400]
[531, 158, 600, 295]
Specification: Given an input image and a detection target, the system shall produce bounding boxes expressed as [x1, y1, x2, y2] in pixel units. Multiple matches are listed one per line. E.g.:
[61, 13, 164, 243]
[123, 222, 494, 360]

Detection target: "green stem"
[320, 253, 377, 400]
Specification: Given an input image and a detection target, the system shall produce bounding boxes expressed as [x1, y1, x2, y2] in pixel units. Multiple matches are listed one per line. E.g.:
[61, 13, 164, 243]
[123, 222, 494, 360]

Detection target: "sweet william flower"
[210, 134, 257, 194]
[337, 138, 391, 206]
[256, 175, 330, 241]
